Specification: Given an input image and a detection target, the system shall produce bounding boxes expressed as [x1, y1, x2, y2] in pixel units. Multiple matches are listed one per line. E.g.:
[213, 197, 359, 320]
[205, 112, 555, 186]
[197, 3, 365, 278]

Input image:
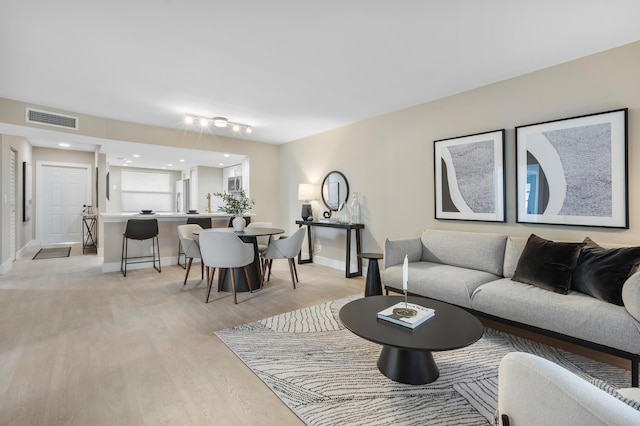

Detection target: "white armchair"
[497, 352, 640, 426]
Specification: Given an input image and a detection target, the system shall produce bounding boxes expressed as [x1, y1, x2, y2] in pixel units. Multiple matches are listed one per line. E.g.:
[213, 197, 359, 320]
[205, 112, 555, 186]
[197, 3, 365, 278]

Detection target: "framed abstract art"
[515, 109, 628, 228]
[434, 129, 505, 222]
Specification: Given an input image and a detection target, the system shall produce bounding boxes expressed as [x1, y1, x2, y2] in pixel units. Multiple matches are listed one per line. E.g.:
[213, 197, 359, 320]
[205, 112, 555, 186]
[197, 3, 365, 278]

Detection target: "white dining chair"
[261, 226, 306, 289]
[199, 230, 255, 304]
[247, 221, 273, 268]
[177, 224, 205, 286]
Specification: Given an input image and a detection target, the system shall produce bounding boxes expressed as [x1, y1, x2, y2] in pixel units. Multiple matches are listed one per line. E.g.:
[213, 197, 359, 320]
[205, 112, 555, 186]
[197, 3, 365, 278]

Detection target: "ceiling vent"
[25, 107, 79, 130]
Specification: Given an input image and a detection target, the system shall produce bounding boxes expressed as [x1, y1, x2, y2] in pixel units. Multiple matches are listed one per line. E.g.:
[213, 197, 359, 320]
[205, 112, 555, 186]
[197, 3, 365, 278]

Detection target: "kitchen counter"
[101, 212, 254, 223]
[100, 212, 254, 272]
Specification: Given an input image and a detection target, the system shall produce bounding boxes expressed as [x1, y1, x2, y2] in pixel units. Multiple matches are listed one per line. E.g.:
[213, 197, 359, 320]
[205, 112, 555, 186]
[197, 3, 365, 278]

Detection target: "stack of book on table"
[377, 302, 435, 329]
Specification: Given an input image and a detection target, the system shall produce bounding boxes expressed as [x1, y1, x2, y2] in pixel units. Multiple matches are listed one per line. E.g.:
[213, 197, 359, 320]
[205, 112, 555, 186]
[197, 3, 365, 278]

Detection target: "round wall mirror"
[321, 171, 349, 211]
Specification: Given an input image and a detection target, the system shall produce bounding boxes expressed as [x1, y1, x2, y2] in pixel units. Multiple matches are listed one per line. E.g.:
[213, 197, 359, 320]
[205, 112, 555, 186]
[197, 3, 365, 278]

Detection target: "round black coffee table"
[339, 295, 483, 385]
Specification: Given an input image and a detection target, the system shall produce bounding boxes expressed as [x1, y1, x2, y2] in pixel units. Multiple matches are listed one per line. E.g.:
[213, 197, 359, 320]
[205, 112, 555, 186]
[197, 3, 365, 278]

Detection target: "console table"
[295, 220, 364, 278]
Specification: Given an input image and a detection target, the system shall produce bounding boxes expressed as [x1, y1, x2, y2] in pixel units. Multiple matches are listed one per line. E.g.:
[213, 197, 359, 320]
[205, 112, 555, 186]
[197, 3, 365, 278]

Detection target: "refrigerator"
[175, 179, 190, 212]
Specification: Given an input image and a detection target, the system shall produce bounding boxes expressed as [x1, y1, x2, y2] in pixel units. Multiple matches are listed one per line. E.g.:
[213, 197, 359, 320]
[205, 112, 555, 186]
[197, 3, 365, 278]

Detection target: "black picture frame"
[515, 108, 628, 228]
[434, 129, 506, 222]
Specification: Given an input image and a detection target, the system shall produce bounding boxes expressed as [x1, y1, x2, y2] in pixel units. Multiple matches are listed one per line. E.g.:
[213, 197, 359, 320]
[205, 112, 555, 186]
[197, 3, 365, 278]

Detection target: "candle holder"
[393, 290, 417, 317]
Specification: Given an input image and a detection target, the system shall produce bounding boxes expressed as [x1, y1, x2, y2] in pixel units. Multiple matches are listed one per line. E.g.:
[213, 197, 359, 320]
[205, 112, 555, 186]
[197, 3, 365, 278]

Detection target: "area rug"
[32, 247, 72, 260]
[215, 296, 634, 425]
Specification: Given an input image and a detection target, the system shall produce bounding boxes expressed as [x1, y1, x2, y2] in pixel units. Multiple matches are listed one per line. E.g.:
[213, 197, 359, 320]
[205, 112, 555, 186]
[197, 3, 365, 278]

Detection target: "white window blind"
[121, 170, 172, 212]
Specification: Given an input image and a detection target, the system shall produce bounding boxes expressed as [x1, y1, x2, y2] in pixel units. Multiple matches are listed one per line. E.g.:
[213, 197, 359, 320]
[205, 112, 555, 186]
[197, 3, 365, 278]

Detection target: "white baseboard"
[300, 251, 368, 276]
[0, 240, 36, 275]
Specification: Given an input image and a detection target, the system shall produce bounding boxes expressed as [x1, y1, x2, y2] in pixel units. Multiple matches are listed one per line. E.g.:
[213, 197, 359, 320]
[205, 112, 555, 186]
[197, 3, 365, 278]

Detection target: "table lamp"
[298, 184, 315, 220]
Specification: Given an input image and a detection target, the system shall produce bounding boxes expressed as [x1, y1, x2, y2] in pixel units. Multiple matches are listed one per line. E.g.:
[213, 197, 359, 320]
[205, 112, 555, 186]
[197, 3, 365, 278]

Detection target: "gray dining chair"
[246, 221, 273, 254]
[178, 217, 212, 268]
[261, 226, 306, 289]
[199, 230, 255, 304]
[177, 224, 205, 286]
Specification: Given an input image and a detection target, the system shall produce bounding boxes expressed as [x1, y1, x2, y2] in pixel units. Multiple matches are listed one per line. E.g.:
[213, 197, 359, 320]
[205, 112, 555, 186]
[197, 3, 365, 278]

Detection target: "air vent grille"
[26, 108, 79, 130]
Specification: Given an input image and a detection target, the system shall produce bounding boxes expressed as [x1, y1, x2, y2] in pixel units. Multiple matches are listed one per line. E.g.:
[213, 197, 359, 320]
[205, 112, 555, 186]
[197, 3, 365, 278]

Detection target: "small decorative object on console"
[377, 302, 435, 329]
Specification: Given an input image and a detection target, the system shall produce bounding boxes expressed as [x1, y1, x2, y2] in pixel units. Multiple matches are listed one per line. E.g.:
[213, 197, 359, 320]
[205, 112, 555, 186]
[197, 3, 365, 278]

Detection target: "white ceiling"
[1, 1, 640, 166]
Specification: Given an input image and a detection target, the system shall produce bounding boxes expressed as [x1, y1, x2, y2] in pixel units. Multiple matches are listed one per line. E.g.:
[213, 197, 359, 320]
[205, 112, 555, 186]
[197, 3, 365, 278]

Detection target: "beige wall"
[0, 98, 280, 270]
[0, 134, 33, 269]
[279, 41, 640, 263]
[3, 41, 639, 272]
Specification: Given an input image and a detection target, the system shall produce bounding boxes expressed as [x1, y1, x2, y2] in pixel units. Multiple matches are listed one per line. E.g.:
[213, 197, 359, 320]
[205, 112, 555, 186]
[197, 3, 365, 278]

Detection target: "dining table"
[195, 227, 285, 293]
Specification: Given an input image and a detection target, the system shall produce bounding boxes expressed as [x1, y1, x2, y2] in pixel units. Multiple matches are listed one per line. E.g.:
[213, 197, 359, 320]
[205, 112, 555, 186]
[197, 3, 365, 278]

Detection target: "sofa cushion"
[421, 229, 507, 276]
[384, 261, 499, 308]
[571, 237, 640, 306]
[503, 236, 528, 279]
[471, 278, 640, 354]
[512, 234, 584, 294]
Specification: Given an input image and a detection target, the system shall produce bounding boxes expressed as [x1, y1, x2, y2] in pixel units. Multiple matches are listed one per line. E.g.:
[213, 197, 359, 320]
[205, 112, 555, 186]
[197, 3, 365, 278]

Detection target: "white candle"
[402, 255, 408, 291]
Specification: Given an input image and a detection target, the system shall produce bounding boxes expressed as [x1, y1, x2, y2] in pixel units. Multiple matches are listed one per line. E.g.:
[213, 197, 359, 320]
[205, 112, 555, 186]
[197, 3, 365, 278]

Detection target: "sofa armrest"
[384, 237, 422, 269]
[622, 271, 640, 322]
[497, 352, 640, 426]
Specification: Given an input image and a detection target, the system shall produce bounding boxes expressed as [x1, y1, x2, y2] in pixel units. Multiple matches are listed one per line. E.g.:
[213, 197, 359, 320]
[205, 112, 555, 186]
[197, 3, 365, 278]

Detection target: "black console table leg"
[297, 224, 312, 264]
[377, 346, 439, 385]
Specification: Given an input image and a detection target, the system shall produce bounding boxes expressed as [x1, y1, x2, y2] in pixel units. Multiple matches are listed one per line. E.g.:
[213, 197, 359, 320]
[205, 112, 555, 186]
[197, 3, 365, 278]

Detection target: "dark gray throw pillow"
[512, 234, 584, 294]
[571, 237, 640, 306]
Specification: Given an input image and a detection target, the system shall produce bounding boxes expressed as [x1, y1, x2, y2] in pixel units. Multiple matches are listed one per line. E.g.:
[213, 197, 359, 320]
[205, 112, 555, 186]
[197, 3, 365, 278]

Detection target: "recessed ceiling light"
[219, 162, 225, 166]
[132, 154, 140, 158]
[179, 159, 185, 162]
[185, 116, 194, 125]
[167, 163, 173, 167]
[224, 154, 230, 158]
[126, 160, 132, 163]
[59, 143, 70, 147]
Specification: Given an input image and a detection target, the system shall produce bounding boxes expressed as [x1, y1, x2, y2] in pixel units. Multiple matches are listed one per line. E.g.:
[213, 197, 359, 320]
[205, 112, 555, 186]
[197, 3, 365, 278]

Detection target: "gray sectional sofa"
[383, 229, 640, 385]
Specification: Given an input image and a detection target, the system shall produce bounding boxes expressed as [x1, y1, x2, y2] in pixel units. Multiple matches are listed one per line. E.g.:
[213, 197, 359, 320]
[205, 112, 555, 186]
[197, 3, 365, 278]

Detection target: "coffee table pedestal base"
[377, 346, 439, 385]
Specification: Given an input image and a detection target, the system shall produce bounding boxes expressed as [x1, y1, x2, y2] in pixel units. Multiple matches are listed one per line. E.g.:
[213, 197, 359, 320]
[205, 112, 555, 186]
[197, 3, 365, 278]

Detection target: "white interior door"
[9, 149, 16, 260]
[37, 163, 90, 244]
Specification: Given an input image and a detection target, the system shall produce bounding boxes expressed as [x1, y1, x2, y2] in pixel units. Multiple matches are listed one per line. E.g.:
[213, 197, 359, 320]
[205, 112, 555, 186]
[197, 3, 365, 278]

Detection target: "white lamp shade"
[298, 184, 315, 201]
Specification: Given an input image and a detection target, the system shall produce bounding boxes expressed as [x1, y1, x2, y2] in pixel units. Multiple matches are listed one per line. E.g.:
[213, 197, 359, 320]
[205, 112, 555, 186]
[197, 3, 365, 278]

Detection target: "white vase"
[232, 216, 246, 232]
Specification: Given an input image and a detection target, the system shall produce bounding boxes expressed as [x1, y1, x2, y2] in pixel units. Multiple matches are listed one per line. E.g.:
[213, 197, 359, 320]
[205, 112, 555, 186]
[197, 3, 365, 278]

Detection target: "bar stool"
[178, 217, 212, 268]
[121, 218, 161, 277]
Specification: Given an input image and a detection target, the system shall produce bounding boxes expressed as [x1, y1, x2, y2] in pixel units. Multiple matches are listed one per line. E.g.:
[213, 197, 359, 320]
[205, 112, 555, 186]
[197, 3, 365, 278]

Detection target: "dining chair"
[178, 217, 212, 268]
[121, 218, 161, 277]
[199, 230, 255, 304]
[177, 224, 205, 286]
[247, 221, 273, 251]
[261, 226, 306, 289]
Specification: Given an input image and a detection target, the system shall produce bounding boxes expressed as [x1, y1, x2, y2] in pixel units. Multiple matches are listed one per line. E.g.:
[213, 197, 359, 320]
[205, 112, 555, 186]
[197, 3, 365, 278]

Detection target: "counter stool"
[178, 217, 212, 268]
[359, 253, 383, 296]
[121, 218, 161, 277]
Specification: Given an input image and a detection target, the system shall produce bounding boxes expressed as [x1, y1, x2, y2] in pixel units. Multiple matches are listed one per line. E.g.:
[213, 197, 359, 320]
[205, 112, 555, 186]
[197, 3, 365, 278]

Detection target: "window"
[121, 170, 172, 212]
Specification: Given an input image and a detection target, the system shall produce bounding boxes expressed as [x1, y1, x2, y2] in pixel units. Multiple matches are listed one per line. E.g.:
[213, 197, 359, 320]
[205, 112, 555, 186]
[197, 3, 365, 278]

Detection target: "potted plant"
[213, 189, 255, 231]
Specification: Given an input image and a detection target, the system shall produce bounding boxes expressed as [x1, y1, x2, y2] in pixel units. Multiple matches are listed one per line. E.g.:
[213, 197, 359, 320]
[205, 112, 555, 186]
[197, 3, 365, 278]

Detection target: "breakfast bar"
[100, 212, 252, 273]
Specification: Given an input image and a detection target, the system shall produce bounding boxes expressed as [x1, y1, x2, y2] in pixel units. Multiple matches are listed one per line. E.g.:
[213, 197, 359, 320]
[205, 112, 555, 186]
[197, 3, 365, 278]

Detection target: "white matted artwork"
[516, 109, 628, 228]
[434, 129, 505, 222]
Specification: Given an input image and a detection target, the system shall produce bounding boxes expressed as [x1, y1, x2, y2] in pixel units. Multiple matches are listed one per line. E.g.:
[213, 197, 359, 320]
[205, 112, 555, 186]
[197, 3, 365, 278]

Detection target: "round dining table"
[195, 227, 285, 293]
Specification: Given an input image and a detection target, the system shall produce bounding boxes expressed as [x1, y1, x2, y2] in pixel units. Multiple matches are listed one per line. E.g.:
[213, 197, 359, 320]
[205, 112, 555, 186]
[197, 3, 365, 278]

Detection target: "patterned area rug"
[32, 247, 72, 260]
[215, 296, 633, 425]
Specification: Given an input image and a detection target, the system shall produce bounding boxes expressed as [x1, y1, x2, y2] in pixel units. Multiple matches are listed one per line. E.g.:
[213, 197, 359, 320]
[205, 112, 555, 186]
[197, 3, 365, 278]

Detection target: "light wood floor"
[1, 245, 632, 425]
[0, 244, 363, 425]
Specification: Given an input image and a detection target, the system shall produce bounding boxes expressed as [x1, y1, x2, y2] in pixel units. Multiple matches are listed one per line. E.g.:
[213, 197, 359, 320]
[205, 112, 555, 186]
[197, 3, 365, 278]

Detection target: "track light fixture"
[184, 114, 253, 134]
